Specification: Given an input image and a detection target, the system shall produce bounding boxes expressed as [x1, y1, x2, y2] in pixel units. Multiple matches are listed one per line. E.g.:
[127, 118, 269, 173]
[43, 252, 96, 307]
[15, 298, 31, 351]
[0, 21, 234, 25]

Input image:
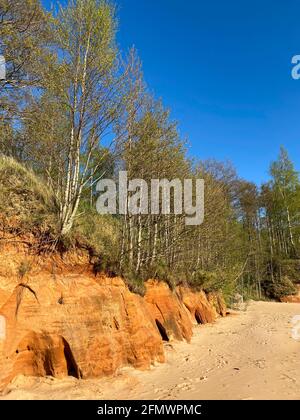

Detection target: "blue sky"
[42, 0, 300, 185]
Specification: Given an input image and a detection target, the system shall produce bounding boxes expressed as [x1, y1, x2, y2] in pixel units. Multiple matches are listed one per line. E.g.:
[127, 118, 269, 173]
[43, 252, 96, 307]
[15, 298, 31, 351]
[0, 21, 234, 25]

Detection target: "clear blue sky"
[42, 0, 300, 185]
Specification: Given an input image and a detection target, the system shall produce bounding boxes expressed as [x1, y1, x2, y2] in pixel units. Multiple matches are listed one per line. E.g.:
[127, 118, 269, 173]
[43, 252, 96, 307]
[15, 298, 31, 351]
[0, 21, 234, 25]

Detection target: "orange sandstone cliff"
[0, 240, 226, 391]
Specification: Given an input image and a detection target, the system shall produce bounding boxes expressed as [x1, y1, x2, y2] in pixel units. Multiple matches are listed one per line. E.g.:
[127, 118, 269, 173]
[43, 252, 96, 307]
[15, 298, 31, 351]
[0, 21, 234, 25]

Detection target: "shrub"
[187, 269, 220, 292]
[74, 211, 120, 266]
[151, 259, 178, 290]
[122, 270, 146, 296]
[280, 259, 300, 284]
[263, 275, 297, 300]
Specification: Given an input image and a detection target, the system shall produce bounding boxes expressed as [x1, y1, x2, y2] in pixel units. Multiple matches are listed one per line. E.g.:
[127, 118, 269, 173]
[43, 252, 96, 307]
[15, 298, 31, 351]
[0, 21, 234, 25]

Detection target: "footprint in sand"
[193, 376, 208, 383]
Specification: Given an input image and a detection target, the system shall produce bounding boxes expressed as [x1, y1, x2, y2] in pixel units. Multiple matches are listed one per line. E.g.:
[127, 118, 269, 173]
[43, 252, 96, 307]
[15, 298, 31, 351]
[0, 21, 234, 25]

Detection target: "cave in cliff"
[155, 320, 169, 342]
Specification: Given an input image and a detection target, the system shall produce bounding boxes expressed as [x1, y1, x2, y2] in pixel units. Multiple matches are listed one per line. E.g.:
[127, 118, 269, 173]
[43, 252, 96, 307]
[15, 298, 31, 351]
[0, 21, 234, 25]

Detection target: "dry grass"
[0, 156, 57, 233]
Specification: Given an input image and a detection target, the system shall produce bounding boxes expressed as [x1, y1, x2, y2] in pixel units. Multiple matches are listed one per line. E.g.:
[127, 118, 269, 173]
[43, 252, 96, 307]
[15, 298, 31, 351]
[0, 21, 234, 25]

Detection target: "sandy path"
[2, 301, 300, 400]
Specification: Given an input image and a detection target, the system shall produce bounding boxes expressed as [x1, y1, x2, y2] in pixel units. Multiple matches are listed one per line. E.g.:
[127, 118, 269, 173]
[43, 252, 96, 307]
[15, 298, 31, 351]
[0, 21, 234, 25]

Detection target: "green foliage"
[150, 259, 177, 290]
[263, 276, 297, 300]
[280, 259, 300, 284]
[187, 270, 219, 291]
[74, 211, 120, 261]
[122, 271, 146, 297]
[0, 0, 52, 87]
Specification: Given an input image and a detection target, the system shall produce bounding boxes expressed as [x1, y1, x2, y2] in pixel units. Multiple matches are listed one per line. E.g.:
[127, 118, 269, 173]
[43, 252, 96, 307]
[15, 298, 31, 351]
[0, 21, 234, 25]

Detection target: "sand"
[2, 300, 300, 400]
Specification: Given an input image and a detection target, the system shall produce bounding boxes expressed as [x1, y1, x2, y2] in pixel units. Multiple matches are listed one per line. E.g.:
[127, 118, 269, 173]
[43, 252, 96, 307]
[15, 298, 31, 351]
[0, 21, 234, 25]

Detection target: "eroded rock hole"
[155, 320, 169, 342]
[43, 349, 54, 376]
[62, 338, 80, 378]
[13, 332, 82, 380]
[195, 310, 203, 324]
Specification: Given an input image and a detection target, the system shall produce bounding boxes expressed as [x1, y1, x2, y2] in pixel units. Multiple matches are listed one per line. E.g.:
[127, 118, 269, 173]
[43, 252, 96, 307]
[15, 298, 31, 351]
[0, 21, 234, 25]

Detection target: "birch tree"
[47, 0, 129, 235]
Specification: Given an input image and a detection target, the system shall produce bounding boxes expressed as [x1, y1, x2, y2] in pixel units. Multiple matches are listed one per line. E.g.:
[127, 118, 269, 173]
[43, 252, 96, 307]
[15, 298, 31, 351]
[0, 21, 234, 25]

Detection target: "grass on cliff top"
[0, 156, 57, 232]
[0, 156, 121, 263]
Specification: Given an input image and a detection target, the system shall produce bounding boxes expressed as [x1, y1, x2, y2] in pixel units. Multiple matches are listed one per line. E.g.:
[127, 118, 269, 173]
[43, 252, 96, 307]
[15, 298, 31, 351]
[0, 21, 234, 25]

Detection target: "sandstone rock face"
[12, 332, 80, 379]
[144, 281, 193, 343]
[0, 272, 165, 390]
[207, 291, 227, 317]
[0, 243, 226, 391]
[177, 286, 216, 324]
